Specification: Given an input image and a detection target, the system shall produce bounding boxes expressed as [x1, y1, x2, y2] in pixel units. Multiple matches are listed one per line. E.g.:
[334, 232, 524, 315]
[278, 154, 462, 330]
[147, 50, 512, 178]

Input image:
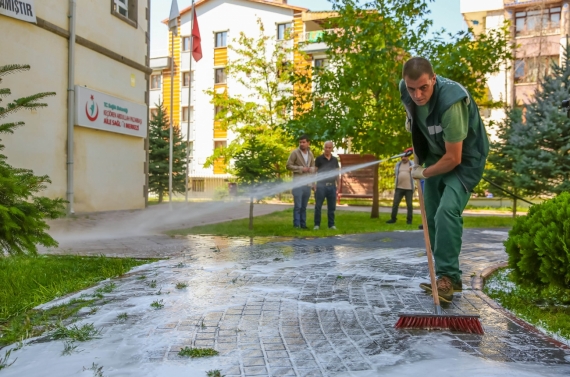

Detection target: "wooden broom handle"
[415, 161, 440, 307]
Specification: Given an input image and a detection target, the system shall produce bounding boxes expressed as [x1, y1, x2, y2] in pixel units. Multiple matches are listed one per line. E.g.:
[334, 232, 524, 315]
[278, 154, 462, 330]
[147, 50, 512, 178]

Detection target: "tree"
[485, 107, 529, 217]
[205, 19, 297, 229]
[286, 0, 512, 218]
[148, 101, 187, 203]
[0, 64, 65, 255]
[509, 49, 570, 196]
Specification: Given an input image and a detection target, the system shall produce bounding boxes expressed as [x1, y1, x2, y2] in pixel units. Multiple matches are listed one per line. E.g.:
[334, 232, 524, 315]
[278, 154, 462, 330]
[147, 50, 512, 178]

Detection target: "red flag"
[191, 8, 202, 62]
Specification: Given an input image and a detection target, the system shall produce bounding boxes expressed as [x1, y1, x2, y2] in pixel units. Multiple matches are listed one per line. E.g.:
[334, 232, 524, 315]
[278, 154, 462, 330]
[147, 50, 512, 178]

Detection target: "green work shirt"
[416, 101, 469, 158]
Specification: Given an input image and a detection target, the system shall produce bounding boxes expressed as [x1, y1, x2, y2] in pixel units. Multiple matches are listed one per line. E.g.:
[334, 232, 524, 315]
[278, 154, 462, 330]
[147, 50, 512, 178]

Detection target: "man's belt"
[318, 182, 336, 187]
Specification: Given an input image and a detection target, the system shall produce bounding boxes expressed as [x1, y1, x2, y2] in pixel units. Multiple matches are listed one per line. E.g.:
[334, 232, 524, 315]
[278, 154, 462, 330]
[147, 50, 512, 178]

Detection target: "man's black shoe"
[407, 221, 412, 225]
[386, 219, 396, 224]
[418, 224, 423, 230]
[301, 226, 308, 229]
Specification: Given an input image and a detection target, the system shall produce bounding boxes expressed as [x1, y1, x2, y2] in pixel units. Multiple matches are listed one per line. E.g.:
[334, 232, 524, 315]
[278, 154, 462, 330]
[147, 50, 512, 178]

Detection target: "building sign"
[0, 0, 36, 23]
[75, 86, 147, 138]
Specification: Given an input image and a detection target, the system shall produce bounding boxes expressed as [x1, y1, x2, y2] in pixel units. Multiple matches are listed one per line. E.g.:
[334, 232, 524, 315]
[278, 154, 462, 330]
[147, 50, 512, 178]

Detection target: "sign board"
[0, 0, 36, 23]
[75, 86, 147, 138]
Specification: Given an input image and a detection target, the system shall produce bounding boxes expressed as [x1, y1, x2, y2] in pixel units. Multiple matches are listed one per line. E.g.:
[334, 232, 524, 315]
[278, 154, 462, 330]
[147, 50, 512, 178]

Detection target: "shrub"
[505, 192, 570, 289]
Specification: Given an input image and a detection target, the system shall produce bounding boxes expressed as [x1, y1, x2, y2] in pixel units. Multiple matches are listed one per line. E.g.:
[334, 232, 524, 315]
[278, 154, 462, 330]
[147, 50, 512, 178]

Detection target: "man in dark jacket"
[386, 152, 415, 225]
[400, 57, 489, 302]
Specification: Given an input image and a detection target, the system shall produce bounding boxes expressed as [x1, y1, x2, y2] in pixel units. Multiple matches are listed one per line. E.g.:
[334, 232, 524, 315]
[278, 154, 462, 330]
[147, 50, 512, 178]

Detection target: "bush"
[505, 192, 570, 289]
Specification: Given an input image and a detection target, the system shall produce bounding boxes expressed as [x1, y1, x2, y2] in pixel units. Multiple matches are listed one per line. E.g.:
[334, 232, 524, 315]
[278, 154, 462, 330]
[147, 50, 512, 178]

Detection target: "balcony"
[299, 29, 334, 54]
[149, 56, 170, 70]
[460, 0, 503, 13]
[516, 25, 561, 38]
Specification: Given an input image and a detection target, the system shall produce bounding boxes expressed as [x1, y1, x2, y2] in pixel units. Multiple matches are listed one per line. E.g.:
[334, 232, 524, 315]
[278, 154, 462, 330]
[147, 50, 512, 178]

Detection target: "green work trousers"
[423, 172, 471, 285]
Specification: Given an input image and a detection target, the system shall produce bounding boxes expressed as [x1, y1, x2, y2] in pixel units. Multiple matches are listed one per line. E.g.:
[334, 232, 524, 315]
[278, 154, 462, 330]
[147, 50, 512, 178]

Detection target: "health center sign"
[75, 86, 147, 138]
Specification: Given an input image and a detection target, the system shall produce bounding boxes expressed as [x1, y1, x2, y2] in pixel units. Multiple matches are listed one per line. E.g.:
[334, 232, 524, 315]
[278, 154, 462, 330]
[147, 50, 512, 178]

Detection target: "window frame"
[514, 5, 561, 36]
[182, 71, 193, 87]
[277, 22, 293, 40]
[215, 67, 227, 84]
[215, 31, 228, 48]
[150, 74, 161, 90]
[182, 106, 193, 122]
[111, 0, 137, 28]
[182, 36, 190, 52]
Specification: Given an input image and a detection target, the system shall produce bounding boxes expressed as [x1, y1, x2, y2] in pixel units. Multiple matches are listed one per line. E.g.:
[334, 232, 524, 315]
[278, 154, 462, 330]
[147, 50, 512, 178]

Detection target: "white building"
[2, 0, 151, 213]
[152, 0, 334, 197]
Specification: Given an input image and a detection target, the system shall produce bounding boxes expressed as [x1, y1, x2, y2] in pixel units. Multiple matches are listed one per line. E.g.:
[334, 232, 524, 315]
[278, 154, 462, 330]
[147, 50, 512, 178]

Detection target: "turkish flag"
[191, 9, 202, 62]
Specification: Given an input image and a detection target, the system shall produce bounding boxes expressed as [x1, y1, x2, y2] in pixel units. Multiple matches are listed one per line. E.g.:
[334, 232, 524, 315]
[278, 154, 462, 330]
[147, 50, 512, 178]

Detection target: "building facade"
[1, 1, 151, 213]
[461, 0, 570, 121]
[151, 0, 333, 198]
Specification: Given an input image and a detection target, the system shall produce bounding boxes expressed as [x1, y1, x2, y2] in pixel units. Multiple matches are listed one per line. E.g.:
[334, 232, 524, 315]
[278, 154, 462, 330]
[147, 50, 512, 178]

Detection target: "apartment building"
[151, 0, 335, 198]
[2, 1, 151, 212]
[461, 0, 569, 120]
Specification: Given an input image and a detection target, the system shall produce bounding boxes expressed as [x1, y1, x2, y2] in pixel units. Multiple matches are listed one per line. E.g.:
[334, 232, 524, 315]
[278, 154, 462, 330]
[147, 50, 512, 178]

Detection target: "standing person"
[400, 57, 489, 302]
[286, 134, 315, 229]
[386, 151, 414, 225]
[314, 141, 340, 230]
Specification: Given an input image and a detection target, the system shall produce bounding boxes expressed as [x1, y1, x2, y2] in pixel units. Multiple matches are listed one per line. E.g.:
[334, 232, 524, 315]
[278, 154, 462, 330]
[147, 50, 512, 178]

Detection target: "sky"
[150, 0, 467, 56]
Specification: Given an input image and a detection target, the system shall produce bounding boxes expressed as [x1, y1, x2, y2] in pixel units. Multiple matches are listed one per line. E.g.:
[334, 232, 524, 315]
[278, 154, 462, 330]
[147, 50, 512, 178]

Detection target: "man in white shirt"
[386, 153, 415, 225]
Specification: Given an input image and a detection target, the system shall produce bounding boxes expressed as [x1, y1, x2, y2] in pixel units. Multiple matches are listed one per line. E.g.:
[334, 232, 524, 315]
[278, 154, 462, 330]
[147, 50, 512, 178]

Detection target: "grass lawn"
[168, 208, 515, 237]
[0, 255, 150, 347]
[484, 268, 570, 342]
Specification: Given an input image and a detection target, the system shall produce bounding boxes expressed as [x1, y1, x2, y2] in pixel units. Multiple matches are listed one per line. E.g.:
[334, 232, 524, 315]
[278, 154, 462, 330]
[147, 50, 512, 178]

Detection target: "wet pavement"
[4, 229, 567, 376]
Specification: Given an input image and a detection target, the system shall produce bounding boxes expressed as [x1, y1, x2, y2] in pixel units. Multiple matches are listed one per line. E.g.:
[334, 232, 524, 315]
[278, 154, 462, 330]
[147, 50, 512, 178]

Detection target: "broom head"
[396, 312, 484, 334]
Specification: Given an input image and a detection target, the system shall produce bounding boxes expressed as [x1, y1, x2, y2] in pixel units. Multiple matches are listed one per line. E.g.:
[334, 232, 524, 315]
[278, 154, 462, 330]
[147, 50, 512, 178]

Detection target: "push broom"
[395, 171, 484, 334]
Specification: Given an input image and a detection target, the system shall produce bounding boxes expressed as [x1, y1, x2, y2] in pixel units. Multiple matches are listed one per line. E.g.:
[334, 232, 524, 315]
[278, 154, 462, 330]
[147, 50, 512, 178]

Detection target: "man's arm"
[286, 152, 306, 174]
[422, 141, 462, 177]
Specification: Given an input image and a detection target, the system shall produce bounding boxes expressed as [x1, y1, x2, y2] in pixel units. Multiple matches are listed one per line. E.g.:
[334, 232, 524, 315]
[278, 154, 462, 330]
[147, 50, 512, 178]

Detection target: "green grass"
[0, 255, 150, 346]
[52, 323, 101, 342]
[178, 347, 219, 358]
[167, 208, 515, 237]
[484, 269, 570, 341]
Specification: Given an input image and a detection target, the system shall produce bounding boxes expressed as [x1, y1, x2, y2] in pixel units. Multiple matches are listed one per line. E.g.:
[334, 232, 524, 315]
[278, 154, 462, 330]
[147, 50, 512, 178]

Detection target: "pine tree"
[485, 107, 529, 216]
[0, 64, 65, 255]
[148, 101, 187, 203]
[510, 49, 570, 196]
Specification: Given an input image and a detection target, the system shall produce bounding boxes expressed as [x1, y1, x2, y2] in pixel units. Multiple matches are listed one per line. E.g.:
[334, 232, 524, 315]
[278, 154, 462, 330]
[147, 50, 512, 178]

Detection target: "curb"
[471, 262, 570, 351]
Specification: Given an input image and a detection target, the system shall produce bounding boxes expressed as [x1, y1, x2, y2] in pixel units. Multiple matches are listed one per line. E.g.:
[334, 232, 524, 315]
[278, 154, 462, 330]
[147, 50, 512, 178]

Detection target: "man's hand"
[302, 167, 311, 173]
[411, 165, 427, 179]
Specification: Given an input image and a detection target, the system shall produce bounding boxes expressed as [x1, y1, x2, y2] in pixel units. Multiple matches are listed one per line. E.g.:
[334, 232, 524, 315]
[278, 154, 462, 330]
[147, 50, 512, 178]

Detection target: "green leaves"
[0, 64, 65, 255]
[148, 101, 188, 203]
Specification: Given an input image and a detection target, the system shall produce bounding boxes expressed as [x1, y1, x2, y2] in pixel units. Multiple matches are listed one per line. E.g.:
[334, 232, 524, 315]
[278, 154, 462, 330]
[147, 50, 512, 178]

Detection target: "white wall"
[172, 0, 295, 177]
[1, 0, 149, 212]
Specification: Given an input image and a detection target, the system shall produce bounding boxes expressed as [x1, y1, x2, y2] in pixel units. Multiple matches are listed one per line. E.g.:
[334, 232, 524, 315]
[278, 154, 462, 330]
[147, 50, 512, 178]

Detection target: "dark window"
[150, 108, 158, 119]
[111, 0, 138, 27]
[214, 105, 223, 116]
[314, 59, 326, 68]
[514, 56, 556, 83]
[215, 68, 227, 84]
[215, 32, 227, 47]
[183, 72, 192, 87]
[277, 23, 292, 40]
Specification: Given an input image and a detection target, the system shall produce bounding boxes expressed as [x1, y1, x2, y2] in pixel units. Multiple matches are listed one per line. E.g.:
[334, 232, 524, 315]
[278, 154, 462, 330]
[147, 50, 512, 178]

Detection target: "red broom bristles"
[395, 314, 484, 334]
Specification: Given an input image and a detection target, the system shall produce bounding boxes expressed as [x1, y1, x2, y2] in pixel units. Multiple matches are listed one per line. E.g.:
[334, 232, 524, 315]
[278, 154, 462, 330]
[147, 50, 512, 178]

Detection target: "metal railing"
[300, 29, 335, 43]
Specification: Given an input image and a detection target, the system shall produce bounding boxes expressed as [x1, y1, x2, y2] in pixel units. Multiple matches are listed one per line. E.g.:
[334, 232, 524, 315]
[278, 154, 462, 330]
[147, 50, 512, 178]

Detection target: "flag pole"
[169, 29, 174, 208]
[185, 0, 195, 203]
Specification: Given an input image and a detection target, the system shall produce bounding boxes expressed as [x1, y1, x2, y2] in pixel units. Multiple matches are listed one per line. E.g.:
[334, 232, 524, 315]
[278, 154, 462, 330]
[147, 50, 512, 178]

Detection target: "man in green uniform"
[399, 57, 489, 302]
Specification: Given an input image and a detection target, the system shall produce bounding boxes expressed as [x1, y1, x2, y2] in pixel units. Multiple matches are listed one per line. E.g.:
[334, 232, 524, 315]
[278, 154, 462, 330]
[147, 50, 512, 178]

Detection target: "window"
[314, 59, 327, 68]
[112, 0, 137, 27]
[514, 56, 556, 83]
[214, 140, 227, 149]
[192, 179, 205, 192]
[116, 0, 128, 17]
[214, 105, 224, 116]
[215, 32, 227, 47]
[150, 74, 161, 90]
[515, 6, 561, 36]
[182, 107, 193, 122]
[182, 37, 190, 51]
[182, 71, 193, 87]
[277, 23, 292, 40]
[277, 61, 291, 78]
[150, 108, 158, 119]
[215, 68, 227, 84]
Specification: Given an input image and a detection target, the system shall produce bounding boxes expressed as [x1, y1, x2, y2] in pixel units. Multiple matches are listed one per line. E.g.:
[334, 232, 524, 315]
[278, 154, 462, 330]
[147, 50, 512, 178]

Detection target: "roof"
[162, 0, 308, 23]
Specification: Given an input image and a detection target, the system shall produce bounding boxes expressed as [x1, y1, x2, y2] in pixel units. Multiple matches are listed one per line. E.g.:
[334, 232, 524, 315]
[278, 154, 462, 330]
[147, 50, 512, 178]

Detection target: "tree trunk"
[249, 196, 254, 230]
[158, 192, 163, 204]
[512, 196, 517, 218]
[371, 161, 379, 218]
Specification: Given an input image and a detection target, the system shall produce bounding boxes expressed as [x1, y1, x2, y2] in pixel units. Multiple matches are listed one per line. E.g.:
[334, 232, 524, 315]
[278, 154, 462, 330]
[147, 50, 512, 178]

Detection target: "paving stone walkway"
[4, 227, 567, 376]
